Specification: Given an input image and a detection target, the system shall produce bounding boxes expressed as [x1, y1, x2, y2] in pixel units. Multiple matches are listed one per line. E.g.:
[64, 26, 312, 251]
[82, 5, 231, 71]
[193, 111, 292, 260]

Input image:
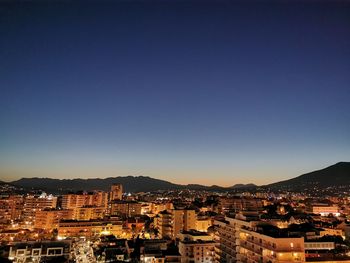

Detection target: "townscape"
[1, 1, 349, 263]
[1, 169, 350, 263]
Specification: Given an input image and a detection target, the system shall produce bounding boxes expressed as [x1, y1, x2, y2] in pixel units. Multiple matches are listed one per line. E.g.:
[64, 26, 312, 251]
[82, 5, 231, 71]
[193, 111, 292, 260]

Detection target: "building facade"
[214, 217, 305, 263]
[110, 184, 123, 201]
[178, 230, 217, 263]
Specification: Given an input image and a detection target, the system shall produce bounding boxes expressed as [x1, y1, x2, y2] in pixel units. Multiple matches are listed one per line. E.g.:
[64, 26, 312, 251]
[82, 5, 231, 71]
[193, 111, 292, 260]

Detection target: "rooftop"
[180, 230, 210, 236]
[256, 224, 303, 238]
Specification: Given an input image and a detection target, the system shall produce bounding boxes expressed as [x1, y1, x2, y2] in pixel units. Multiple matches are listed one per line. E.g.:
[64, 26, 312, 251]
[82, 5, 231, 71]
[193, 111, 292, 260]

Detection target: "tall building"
[183, 209, 196, 231]
[72, 206, 105, 221]
[34, 209, 74, 230]
[61, 191, 108, 210]
[23, 194, 58, 222]
[110, 200, 142, 217]
[173, 210, 185, 237]
[61, 191, 108, 221]
[178, 230, 217, 263]
[173, 209, 196, 237]
[110, 184, 123, 201]
[154, 210, 173, 239]
[214, 216, 305, 263]
[0, 195, 24, 223]
[218, 197, 263, 214]
[155, 209, 196, 239]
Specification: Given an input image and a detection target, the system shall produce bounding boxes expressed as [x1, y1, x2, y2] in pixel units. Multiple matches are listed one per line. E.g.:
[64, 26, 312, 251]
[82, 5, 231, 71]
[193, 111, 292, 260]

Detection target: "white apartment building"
[178, 230, 217, 263]
[214, 216, 305, 263]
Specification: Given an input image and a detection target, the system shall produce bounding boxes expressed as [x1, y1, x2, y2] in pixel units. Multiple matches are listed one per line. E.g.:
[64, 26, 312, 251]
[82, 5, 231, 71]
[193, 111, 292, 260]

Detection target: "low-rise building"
[141, 239, 181, 263]
[308, 204, 340, 216]
[6, 240, 71, 263]
[57, 219, 123, 238]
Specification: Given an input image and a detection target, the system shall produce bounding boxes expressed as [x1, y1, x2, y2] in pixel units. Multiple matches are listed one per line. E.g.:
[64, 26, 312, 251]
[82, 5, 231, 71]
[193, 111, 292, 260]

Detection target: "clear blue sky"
[1, 1, 349, 185]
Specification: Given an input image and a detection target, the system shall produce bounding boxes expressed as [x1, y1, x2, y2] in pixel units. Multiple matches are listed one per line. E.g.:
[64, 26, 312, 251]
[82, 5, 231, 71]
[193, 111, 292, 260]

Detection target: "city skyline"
[1, 1, 350, 185]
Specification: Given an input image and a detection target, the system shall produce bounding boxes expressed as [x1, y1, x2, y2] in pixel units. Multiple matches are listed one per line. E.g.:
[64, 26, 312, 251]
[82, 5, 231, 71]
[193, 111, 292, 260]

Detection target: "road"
[73, 238, 96, 263]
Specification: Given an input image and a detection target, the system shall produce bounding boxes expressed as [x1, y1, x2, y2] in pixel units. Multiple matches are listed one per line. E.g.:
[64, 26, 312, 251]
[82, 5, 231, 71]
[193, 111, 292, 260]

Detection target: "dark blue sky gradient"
[1, 1, 349, 185]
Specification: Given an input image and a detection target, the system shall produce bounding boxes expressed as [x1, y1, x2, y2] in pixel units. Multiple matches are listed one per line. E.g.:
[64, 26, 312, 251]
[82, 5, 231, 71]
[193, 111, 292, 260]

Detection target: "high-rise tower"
[110, 184, 123, 201]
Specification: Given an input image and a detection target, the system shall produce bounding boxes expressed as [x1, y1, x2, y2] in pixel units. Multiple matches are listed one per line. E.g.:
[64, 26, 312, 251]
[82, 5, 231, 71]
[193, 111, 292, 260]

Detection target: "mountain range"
[6, 162, 350, 193]
[265, 162, 350, 191]
[9, 176, 256, 193]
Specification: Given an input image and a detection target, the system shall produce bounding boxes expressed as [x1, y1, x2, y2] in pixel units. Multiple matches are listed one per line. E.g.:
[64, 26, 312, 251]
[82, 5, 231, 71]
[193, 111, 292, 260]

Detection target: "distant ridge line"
[7, 162, 350, 193]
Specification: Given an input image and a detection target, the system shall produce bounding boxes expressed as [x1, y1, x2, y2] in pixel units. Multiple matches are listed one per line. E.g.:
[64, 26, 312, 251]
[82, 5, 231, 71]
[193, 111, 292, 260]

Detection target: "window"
[47, 248, 63, 256]
[32, 249, 41, 256]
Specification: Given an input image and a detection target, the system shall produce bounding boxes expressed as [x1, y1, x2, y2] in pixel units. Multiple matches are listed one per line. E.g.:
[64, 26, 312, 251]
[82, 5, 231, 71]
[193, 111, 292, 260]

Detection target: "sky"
[0, 1, 349, 186]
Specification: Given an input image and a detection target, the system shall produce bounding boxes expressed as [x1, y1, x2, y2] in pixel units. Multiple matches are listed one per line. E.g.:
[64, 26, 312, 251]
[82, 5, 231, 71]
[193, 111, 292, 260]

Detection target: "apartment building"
[196, 216, 212, 232]
[214, 216, 305, 263]
[34, 209, 73, 230]
[23, 194, 58, 222]
[110, 200, 142, 217]
[218, 197, 263, 214]
[151, 202, 174, 214]
[73, 206, 105, 220]
[0, 195, 24, 223]
[155, 210, 173, 239]
[141, 239, 181, 263]
[155, 209, 197, 239]
[110, 184, 123, 201]
[61, 191, 108, 210]
[178, 230, 217, 263]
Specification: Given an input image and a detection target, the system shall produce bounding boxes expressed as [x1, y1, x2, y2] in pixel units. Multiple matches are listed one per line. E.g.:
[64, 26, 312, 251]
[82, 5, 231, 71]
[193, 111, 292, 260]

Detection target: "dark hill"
[231, 183, 257, 189]
[9, 162, 350, 193]
[10, 176, 256, 194]
[266, 162, 350, 191]
[11, 176, 182, 193]
[10, 176, 236, 193]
